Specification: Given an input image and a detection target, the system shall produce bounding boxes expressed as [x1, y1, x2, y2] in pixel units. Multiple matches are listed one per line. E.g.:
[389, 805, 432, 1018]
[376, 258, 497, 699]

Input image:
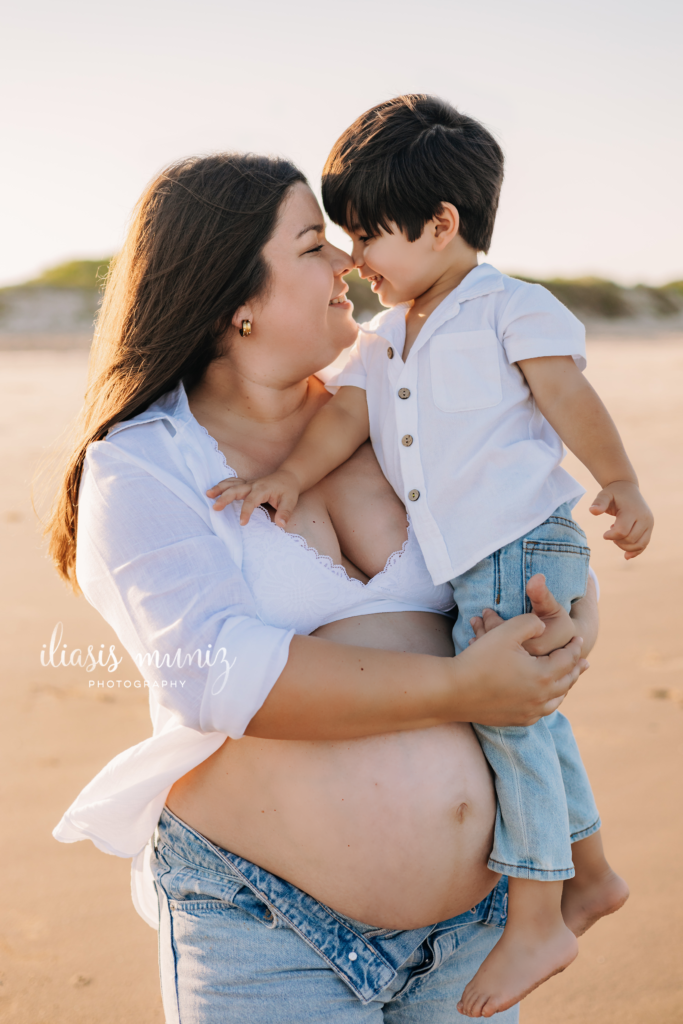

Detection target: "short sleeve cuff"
[504, 338, 587, 372]
[200, 617, 295, 736]
[324, 373, 368, 394]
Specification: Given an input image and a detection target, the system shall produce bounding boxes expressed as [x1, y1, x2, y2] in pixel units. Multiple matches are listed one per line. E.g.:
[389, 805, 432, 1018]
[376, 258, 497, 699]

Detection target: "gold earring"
[239, 319, 252, 337]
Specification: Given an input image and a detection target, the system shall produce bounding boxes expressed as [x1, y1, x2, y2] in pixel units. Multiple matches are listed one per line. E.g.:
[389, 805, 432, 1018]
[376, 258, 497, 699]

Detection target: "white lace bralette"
[240, 506, 455, 637]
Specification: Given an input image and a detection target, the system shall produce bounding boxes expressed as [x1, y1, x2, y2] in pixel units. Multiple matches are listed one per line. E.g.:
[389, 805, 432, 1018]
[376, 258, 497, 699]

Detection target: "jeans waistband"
[155, 807, 508, 1005]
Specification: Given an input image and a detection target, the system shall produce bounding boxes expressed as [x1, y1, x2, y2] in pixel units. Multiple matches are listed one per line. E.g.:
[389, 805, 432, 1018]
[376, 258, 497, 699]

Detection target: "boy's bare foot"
[561, 832, 629, 937]
[457, 880, 578, 1018]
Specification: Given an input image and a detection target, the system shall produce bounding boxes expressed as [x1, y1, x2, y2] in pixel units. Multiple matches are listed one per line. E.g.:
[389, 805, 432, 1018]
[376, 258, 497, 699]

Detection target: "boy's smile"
[343, 208, 480, 348]
[344, 222, 433, 309]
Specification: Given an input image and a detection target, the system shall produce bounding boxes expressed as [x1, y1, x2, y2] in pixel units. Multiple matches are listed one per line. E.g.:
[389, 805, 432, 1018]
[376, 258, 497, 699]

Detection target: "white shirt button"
[348, 951, 358, 961]
[408, 489, 420, 501]
[387, 346, 394, 359]
[402, 434, 413, 447]
[398, 388, 411, 399]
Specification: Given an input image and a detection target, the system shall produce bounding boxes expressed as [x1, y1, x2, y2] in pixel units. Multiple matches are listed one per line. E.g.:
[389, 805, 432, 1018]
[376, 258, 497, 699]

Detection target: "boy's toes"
[458, 982, 486, 1018]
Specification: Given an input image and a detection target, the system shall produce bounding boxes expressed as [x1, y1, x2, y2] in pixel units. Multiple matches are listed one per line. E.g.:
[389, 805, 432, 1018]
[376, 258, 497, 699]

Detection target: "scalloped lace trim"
[253, 507, 411, 588]
[198, 421, 411, 587]
[199, 423, 238, 480]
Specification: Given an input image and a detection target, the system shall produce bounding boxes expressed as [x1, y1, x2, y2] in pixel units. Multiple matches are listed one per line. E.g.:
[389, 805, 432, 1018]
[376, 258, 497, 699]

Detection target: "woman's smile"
[329, 284, 351, 308]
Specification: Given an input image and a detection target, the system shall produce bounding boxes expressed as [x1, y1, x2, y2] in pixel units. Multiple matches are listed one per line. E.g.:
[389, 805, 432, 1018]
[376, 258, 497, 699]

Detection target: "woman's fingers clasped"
[535, 636, 588, 713]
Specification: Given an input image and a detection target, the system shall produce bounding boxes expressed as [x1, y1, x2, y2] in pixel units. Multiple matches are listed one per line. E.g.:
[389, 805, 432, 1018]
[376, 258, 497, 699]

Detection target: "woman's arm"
[245, 617, 585, 740]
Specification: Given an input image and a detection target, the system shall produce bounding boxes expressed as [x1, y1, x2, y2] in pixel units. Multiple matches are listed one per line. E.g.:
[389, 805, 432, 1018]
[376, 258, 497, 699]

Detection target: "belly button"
[455, 802, 468, 823]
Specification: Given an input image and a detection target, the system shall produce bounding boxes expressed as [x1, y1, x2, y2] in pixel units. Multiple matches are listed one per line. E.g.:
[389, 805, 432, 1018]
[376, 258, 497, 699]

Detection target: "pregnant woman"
[50, 154, 595, 1022]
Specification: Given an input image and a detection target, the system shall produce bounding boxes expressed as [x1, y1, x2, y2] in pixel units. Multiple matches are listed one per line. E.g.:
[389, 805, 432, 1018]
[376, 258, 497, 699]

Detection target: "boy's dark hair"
[322, 94, 504, 252]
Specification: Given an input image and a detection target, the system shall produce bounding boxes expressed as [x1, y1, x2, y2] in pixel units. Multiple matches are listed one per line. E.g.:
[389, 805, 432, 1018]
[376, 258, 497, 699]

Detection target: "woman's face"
[231, 183, 357, 387]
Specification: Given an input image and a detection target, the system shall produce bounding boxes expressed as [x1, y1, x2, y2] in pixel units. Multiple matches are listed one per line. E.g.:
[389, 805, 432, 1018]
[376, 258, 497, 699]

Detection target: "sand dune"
[0, 339, 681, 1022]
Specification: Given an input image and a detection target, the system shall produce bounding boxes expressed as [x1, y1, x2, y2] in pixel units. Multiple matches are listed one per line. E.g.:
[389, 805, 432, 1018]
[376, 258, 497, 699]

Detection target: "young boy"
[209, 95, 651, 1017]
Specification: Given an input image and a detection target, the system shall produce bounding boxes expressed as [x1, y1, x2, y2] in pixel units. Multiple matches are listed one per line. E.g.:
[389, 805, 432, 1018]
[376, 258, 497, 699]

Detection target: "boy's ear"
[431, 203, 460, 250]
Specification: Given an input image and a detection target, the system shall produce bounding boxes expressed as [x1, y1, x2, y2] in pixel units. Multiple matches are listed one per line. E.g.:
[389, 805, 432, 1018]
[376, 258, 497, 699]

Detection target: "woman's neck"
[188, 357, 329, 478]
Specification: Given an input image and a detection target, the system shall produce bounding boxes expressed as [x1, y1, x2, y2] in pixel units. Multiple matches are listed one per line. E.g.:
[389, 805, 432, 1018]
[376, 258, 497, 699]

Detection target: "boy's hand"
[207, 469, 302, 527]
[589, 480, 654, 559]
[469, 574, 577, 657]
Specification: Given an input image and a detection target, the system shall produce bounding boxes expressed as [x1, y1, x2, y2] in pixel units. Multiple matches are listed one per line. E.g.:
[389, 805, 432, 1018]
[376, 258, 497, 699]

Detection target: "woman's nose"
[328, 242, 354, 278]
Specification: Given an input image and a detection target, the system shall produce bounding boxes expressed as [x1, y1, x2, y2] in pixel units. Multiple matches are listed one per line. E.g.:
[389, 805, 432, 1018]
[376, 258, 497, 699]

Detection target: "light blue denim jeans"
[152, 808, 519, 1022]
[451, 503, 601, 881]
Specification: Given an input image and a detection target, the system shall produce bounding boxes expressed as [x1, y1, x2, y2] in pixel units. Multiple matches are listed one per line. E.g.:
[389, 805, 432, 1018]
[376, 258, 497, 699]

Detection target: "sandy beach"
[0, 338, 681, 1023]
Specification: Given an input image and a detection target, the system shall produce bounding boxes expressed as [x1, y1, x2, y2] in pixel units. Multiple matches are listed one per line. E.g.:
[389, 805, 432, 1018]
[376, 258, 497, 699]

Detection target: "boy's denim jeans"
[451, 503, 601, 880]
[152, 808, 518, 1022]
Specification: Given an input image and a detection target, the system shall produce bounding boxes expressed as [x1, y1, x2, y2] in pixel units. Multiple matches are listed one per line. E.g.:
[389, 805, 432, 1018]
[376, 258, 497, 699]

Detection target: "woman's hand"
[468, 573, 576, 657]
[451, 612, 587, 727]
[469, 573, 599, 660]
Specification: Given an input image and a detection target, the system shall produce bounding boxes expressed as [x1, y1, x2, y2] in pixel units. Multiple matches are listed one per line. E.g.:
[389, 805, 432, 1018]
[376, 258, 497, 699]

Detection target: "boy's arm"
[208, 386, 370, 526]
[518, 355, 654, 558]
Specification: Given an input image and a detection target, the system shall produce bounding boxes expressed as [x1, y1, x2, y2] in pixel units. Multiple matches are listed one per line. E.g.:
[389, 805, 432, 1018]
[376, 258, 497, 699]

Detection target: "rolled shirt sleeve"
[77, 440, 295, 737]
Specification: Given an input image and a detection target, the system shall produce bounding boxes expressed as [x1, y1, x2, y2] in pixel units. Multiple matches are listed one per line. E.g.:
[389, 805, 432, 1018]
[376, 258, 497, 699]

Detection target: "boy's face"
[345, 221, 443, 308]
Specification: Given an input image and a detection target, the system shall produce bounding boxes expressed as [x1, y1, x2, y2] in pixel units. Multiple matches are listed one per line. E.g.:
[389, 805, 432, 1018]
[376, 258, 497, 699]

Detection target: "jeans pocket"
[523, 538, 590, 613]
[153, 843, 244, 906]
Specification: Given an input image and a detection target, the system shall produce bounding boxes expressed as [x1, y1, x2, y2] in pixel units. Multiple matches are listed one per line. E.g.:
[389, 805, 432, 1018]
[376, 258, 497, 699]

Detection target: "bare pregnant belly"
[166, 612, 498, 929]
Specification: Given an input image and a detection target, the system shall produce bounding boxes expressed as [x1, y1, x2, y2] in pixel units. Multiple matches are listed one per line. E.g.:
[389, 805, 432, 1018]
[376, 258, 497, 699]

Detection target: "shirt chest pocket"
[429, 330, 503, 413]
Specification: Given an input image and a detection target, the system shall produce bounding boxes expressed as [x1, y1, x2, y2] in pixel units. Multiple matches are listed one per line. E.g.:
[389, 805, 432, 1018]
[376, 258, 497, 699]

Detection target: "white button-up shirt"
[327, 264, 586, 585]
[54, 384, 296, 925]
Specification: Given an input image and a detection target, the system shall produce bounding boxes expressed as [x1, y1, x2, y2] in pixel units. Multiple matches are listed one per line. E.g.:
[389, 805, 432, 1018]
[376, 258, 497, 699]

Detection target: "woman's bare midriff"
[167, 610, 499, 930]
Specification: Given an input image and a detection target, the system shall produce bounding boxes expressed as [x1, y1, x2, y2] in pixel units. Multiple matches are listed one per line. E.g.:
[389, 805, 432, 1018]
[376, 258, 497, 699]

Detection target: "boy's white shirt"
[324, 263, 586, 586]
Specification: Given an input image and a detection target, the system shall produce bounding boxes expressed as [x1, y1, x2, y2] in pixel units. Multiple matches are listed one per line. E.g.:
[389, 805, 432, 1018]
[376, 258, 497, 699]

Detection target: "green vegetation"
[513, 275, 682, 319]
[6, 258, 683, 323]
[25, 258, 113, 289]
[512, 276, 631, 318]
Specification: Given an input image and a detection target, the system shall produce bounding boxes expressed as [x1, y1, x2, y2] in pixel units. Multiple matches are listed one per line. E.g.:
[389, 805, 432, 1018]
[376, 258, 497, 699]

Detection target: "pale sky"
[1, 0, 681, 287]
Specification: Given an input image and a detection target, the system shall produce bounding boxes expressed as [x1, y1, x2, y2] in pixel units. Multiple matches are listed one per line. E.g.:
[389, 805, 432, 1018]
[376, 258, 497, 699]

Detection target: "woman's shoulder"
[88, 382, 201, 474]
[83, 381, 220, 512]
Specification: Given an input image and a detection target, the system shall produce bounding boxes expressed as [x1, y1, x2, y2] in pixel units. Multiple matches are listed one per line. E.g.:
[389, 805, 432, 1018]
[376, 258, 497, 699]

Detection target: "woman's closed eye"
[303, 243, 324, 254]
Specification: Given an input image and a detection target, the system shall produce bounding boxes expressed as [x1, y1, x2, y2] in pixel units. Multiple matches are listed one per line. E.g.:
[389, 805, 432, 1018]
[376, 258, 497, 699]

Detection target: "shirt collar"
[107, 381, 193, 437]
[452, 262, 505, 304]
[358, 304, 409, 344]
[358, 263, 505, 349]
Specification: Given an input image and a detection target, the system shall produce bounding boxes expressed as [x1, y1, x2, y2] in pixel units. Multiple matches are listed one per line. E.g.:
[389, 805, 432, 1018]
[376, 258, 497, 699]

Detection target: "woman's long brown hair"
[46, 153, 306, 589]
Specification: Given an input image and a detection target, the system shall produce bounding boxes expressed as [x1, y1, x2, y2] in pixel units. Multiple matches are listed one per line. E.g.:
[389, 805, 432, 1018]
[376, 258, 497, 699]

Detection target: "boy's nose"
[351, 240, 365, 267]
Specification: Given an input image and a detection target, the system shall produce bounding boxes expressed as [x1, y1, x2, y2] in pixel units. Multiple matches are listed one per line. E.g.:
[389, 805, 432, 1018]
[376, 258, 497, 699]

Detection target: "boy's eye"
[358, 236, 373, 245]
